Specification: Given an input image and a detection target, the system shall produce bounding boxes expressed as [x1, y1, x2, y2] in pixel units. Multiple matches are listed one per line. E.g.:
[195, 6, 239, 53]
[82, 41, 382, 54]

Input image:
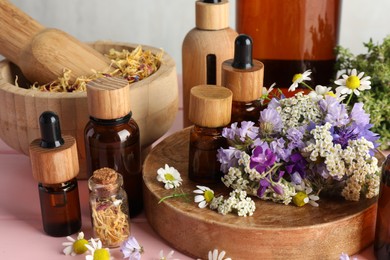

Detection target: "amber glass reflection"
[231, 100, 265, 125]
[38, 178, 81, 237]
[374, 155, 390, 259]
[84, 114, 142, 217]
[189, 125, 227, 184]
[236, 0, 341, 89]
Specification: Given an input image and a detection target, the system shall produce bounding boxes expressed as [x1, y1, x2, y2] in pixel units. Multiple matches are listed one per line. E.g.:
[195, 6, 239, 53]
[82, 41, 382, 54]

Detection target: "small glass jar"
[88, 167, 131, 248]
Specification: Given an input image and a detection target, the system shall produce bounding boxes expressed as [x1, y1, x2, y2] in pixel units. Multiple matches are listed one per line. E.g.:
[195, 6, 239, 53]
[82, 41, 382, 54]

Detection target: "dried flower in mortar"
[217, 69, 381, 208]
[88, 167, 131, 247]
[25, 45, 162, 92]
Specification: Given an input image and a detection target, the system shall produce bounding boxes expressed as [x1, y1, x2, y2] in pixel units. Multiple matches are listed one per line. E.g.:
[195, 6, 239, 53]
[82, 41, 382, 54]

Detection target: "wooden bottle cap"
[189, 85, 232, 127]
[29, 135, 79, 184]
[196, 0, 229, 30]
[87, 77, 130, 120]
[221, 59, 264, 102]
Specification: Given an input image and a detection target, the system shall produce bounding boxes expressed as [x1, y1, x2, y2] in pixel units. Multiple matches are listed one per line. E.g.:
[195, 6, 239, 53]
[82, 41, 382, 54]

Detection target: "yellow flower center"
[164, 173, 175, 181]
[204, 190, 214, 203]
[346, 75, 360, 90]
[325, 91, 336, 97]
[93, 248, 110, 260]
[73, 239, 89, 254]
[292, 73, 302, 83]
[292, 191, 308, 207]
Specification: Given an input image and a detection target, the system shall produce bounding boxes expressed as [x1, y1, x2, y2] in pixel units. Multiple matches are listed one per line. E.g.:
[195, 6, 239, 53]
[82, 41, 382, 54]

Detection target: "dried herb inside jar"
[88, 167, 131, 247]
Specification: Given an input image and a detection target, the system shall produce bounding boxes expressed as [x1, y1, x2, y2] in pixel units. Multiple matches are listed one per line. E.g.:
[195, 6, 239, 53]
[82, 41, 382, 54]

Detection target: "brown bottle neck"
[90, 112, 132, 126]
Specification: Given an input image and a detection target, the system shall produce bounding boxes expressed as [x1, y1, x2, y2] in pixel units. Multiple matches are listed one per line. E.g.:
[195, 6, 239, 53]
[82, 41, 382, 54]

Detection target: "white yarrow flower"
[157, 164, 183, 189]
[194, 185, 215, 208]
[289, 69, 312, 92]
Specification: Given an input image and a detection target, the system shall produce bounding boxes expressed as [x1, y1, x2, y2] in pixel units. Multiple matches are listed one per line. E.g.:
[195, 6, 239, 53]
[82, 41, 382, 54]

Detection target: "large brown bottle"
[182, 0, 238, 127]
[374, 154, 390, 259]
[84, 77, 142, 217]
[236, 0, 341, 90]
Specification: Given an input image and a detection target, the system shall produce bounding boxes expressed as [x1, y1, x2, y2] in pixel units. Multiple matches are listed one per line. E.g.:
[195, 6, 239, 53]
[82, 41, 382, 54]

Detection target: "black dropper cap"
[203, 0, 221, 3]
[232, 34, 253, 69]
[39, 111, 64, 148]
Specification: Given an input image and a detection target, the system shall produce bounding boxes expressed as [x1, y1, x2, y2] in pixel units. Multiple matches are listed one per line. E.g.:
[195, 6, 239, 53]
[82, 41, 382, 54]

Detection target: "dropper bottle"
[182, 0, 238, 127]
[29, 111, 81, 237]
[221, 34, 265, 124]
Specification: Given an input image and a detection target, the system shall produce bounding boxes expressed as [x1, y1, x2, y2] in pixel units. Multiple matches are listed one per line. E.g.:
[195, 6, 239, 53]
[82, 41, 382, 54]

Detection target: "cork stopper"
[222, 35, 264, 102]
[88, 167, 122, 197]
[196, 0, 229, 30]
[189, 85, 232, 127]
[87, 77, 130, 120]
[29, 135, 79, 184]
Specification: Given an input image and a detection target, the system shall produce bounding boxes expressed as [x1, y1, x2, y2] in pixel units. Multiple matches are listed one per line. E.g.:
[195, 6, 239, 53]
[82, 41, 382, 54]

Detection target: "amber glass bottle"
[84, 77, 142, 217]
[222, 34, 264, 124]
[188, 85, 232, 184]
[374, 155, 390, 259]
[236, 0, 341, 89]
[29, 111, 81, 237]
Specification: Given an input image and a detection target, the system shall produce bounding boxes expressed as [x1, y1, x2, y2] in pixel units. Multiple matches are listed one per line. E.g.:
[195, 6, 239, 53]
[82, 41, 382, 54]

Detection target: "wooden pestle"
[0, 0, 111, 84]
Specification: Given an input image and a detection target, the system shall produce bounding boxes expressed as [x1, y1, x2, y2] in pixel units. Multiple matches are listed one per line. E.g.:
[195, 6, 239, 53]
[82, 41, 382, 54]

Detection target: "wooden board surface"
[143, 128, 377, 260]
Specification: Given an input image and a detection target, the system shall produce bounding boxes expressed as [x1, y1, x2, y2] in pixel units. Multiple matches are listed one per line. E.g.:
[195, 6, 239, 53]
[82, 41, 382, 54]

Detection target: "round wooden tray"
[143, 128, 377, 260]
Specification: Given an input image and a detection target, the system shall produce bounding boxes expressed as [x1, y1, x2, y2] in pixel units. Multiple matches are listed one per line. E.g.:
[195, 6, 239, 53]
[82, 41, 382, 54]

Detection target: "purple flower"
[121, 236, 143, 260]
[239, 121, 259, 141]
[250, 145, 276, 173]
[286, 127, 305, 150]
[285, 152, 307, 179]
[257, 176, 284, 197]
[332, 125, 360, 149]
[319, 96, 349, 127]
[217, 147, 241, 173]
[267, 98, 281, 109]
[222, 122, 239, 140]
[350, 102, 370, 126]
[270, 138, 291, 162]
[259, 108, 283, 134]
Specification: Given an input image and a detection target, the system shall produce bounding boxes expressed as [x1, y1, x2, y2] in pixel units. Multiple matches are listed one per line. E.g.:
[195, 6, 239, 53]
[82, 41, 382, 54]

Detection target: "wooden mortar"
[0, 41, 179, 179]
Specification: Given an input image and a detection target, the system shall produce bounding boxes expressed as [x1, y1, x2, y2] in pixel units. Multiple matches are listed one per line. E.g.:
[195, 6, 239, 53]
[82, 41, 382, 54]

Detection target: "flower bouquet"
[216, 69, 381, 209]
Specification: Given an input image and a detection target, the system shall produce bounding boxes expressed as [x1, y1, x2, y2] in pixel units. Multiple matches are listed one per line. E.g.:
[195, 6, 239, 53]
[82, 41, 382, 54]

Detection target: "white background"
[7, 0, 390, 73]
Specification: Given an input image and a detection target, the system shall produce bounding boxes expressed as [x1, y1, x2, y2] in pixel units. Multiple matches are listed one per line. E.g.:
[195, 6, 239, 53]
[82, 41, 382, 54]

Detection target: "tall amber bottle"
[182, 0, 238, 127]
[236, 0, 341, 90]
[374, 155, 390, 259]
[222, 34, 264, 124]
[29, 111, 81, 237]
[188, 85, 232, 184]
[84, 77, 142, 217]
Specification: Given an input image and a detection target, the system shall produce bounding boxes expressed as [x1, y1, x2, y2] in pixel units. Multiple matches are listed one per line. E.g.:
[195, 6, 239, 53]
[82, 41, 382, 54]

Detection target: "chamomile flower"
[62, 231, 89, 256]
[121, 236, 144, 260]
[194, 185, 215, 208]
[85, 238, 112, 260]
[308, 85, 333, 102]
[334, 69, 371, 96]
[157, 164, 183, 189]
[159, 249, 177, 260]
[208, 249, 232, 260]
[289, 69, 312, 92]
[293, 182, 319, 207]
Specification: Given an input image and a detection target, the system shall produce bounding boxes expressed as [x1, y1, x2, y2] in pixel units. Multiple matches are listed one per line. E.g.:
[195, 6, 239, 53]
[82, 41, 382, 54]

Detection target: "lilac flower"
[222, 122, 239, 140]
[291, 172, 302, 184]
[259, 108, 283, 134]
[257, 176, 284, 197]
[314, 163, 329, 179]
[269, 138, 291, 162]
[350, 102, 370, 126]
[267, 98, 281, 109]
[324, 101, 349, 127]
[332, 125, 360, 149]
[121, 236, 143, 260]
[249, 145, 276, 173]
[286, 127, 305, 150]
[217, 147, 241, 173]
[238, 121, 259, 141]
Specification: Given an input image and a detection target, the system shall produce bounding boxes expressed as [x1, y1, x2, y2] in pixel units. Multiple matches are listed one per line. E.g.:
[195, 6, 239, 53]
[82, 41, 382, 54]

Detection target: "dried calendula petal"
[24, 45, 162, 92]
